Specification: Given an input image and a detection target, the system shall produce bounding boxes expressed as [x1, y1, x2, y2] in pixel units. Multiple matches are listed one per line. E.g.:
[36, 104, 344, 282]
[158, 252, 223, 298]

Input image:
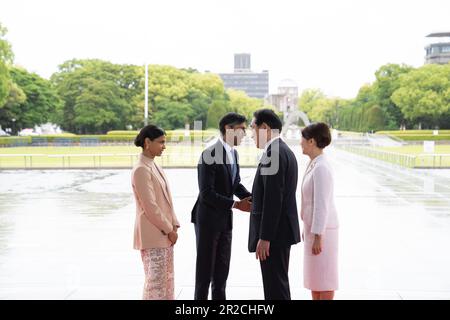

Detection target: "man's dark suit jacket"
[248, 138, 301, 252]
[191, 140, 251, 231]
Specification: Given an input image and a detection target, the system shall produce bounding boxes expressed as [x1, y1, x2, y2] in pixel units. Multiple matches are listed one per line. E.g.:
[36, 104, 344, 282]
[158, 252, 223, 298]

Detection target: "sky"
[1, 0, 449, 98]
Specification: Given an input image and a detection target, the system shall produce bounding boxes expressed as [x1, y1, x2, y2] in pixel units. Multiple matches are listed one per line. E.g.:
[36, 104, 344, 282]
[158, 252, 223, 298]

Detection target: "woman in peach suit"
[132, 125, 180, 300]
[300, 123, 339, 300]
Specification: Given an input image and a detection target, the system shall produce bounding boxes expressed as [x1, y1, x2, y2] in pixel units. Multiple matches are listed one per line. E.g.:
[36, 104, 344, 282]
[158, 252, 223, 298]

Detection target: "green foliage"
[207, 100, 230, 129]
[51, 59, 141, 133]
[373, 64, 413, 128]
[376, 130, 450, 135]
[391, 64, 450, 126]
[0, 23, 13, 108]
[227, 89, 264, 121]
[298, 89, 326, 114]
[380, 134, 450, 141]
[50, 61, 261, 133]
[376, 129, 450, 141]
[106, 130, 139, 135]
[305, 63, 450, 132]
[0, 67, 63, 133]
[153, 99, 194, 130]
[0, 136, 30, 146]
[298, 89, 342, 128]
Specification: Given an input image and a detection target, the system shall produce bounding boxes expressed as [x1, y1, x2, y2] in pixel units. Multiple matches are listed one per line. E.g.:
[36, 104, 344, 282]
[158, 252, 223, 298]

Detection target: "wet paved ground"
[1, 146, 450, 299]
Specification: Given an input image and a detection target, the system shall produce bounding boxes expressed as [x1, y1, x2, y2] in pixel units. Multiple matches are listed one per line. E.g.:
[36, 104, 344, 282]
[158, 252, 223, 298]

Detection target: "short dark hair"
[219, 112, 247, 135]
[301, 122, 331, 149]
[134, 125, 165, 148]
[253, 109, 282, 130]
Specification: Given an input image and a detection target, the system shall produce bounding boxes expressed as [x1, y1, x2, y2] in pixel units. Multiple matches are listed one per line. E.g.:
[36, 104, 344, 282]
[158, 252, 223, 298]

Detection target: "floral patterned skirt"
[140, 247, 174, 300]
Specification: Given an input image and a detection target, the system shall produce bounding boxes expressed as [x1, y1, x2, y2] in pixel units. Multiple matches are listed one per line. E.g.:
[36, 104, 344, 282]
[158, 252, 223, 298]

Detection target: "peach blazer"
[132, 153, 180, 249]
[300, 154, 339, 235]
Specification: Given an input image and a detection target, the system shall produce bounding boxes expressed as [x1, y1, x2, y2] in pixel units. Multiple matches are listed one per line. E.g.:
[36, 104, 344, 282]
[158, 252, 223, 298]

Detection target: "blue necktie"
[230, 151, 237, 183]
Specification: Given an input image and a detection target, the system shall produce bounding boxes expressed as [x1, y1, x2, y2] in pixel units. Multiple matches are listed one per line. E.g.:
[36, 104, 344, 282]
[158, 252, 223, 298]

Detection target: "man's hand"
[168, 231, 178, 246]
[233, 196, 252, 212]
[256, 239, 270, 261]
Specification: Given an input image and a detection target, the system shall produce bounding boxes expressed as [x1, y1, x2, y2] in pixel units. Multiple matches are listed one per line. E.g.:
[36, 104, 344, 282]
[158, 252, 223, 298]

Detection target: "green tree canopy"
[0, 23, 13, 108]
[392, 63, 450, 128]
[0, 67, 62, 133]
[51, 59, 140, 133]
[226, 89, 264, 122]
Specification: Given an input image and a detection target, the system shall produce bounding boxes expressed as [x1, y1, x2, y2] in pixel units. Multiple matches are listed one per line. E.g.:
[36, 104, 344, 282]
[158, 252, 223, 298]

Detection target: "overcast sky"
[1, 0, 449, 98]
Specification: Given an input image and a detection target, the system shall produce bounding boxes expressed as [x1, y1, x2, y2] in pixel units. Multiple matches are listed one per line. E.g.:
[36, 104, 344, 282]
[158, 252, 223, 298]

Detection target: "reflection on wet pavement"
[1, 147, 450, 299]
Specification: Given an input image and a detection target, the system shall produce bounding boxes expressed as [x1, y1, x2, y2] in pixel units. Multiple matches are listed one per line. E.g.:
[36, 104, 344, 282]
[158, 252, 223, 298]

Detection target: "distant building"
[218, 54, 269, 99]
[234, 53, 251, 72]
[425, 32, 450, 65]
[265, 79, 298, 114]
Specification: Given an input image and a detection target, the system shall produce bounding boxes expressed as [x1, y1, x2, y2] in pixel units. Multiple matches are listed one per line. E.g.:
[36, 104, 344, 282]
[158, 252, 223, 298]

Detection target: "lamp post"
[144, 64, 148, 126]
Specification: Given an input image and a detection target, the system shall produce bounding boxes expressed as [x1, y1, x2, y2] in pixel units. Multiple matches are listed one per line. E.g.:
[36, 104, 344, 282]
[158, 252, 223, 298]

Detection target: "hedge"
[388, 135, 450, 141]
[106, 129, 218, 136]
[0, 136, 31, 146]
[0, 132, 220, 146]
[376, 130, 450, 135]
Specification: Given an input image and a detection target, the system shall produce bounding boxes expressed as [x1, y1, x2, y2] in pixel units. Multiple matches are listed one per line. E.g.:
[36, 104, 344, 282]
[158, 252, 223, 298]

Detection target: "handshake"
[232, 196, 252, 212]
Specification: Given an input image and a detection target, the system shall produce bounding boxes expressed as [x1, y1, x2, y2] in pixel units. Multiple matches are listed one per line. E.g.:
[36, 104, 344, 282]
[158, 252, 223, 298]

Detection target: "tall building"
[234, 53, 251, 72]
[218, 54, 269, 99]
[425, 32, 450, 65]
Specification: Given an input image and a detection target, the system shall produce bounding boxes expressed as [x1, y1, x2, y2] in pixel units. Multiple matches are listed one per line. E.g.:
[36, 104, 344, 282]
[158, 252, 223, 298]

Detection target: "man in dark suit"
[248, 109, 301, 300]
[191, 113, 252, 300]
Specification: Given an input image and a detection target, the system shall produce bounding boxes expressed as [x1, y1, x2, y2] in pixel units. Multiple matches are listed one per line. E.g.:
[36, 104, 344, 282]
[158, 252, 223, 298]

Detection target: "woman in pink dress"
[300, 123, 339, 300]
[132, 125, 180, 300]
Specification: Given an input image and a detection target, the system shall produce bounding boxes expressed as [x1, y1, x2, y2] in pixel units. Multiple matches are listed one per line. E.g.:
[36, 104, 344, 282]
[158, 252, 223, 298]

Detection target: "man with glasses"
[191, 112, 252, 300]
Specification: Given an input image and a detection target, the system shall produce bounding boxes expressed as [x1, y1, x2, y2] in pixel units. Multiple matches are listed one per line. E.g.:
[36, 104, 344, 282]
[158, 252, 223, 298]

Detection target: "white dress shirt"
[219, 136, 235, 165]
[219, 136, 237, 209]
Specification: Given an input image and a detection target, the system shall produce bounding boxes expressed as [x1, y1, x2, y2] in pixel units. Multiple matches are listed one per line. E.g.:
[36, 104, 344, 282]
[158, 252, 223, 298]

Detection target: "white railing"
[0, 151, 260, 169]
[337, 145, 450, 168]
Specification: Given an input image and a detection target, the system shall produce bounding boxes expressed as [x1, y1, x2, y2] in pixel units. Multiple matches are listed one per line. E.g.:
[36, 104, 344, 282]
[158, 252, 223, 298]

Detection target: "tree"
[12, 67, 62, 125]
[298, 89, 341, 127]
[132, 65, 228, 130]
[226, 89, 264, 121]
[73, 78, 130, 133]
[373, 63, 413, 129]
[153, 100, 194, 130]
[51, 59, 139, 133]
[298, 89, 326, 114]
[0, 22, 14, 108]
[207, 100, 230, 129]
[391, 64, 450, 128]
[0, 67, 62, 133]
[0, 81, 25, 133]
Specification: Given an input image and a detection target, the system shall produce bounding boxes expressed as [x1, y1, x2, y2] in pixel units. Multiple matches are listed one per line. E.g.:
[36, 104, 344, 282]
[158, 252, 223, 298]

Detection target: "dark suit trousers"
[194, 224, 232, 300]
[260, 245, 291, 300]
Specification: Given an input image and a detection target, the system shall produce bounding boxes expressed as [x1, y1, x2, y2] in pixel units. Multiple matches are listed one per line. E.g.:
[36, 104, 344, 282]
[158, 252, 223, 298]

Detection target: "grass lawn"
[376, 145, 450, 155]
[0, 144, 261, 169]
[371, 145, 450, 167]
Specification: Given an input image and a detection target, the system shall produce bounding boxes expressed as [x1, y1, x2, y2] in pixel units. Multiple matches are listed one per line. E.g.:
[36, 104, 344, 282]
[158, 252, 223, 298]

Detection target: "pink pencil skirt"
[303, 224, 339, 291]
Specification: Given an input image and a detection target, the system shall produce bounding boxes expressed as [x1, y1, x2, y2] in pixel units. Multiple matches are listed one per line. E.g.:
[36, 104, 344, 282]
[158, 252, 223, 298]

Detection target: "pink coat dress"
[300, 154, 339, 291]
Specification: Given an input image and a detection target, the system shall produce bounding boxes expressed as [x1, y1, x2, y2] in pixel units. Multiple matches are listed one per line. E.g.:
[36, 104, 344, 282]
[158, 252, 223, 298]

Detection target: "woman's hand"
[168, 231, 178, 246]
[312, 234, 322, 255]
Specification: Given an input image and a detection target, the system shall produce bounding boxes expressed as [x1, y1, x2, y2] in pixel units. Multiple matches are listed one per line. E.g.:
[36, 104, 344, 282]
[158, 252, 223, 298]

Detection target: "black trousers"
[259, 245, 291, 300]
[194, 224, 232, 300]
